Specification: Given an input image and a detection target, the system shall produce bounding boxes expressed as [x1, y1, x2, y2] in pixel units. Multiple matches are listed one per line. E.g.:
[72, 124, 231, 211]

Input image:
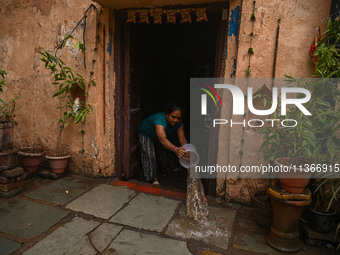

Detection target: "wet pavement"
[0, 175, 336, 255]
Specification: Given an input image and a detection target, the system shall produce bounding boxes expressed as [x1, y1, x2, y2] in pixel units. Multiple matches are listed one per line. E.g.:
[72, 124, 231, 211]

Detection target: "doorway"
[114, 4, 228, 193]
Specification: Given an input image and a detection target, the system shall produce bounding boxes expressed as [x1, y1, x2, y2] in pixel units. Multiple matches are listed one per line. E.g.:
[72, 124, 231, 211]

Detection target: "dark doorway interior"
[131, 14, 220, 126]
[128, 11, 222, 191]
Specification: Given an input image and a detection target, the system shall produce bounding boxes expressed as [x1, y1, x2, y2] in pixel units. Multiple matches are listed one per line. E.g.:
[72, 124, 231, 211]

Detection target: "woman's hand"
[174, 147, 186, 158]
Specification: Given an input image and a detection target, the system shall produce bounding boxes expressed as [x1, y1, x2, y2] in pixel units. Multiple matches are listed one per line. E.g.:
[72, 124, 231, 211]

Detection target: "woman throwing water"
[138, 102, 188, 186]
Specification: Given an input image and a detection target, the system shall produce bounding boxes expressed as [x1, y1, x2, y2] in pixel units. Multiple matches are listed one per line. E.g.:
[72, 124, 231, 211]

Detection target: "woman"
[138, 102, 188, 186]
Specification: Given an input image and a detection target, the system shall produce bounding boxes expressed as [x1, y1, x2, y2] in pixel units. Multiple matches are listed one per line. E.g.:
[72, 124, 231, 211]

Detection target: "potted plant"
[257, 79, 319, 252]
[39, 35, 95, 173]
[260, 18, 340, 251]
[258, 80, 316, 194]
[308, 176, 339, 233]
[306, 18, 340, 235]
[0, 70, 21, 170]
[0, 71, 44, 173]
[18, 145, 45, 173]
[0, 70, 19, 151]
[18, 137, 45, 173]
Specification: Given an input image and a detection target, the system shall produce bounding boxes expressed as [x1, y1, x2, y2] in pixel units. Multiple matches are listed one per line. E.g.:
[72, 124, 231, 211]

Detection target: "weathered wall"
[219, 0, 332, 203]
[0, 0, 116, 177]
[0, 0, 332, 191]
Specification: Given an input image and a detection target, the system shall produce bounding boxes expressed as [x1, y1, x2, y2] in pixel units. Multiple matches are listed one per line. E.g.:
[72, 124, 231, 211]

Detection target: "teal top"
[138, 112, 183, 141]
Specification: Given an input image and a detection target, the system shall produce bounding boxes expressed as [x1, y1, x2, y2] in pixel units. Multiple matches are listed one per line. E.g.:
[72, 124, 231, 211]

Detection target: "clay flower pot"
[267, 191, 311, 252]
[46, 155, 70, 173]
[274, 157, 312, 194]
[18, 147, 44, 172]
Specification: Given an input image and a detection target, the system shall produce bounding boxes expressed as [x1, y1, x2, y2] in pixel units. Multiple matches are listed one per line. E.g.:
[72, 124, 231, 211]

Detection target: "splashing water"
[186, 167, 209, 220]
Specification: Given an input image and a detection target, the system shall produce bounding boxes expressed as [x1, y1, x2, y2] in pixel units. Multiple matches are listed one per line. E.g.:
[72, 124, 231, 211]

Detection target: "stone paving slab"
[166, 204, 235, 250]
[232, 207, 281, 254]
[110, 192, 180, 232]
[65, 236, 97, 255]
[0, 199, 68, 239]
[25, 176, 92, 205]
[89, 223, 123, 252]
[0, 237, 21, 255]
[66, 184, 136, 219]
[23, 216, 100, 255]
[104, 229, 192, 255]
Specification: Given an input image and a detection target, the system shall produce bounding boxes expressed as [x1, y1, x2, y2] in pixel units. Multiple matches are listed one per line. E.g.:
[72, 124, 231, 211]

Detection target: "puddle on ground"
[179, 167, 230, 249]
[166, 202, 230, 249]
[171, 215, 227, 239]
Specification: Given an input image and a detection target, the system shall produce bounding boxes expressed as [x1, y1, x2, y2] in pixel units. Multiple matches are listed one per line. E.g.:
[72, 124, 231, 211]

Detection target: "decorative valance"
[127, 7, 208, 24]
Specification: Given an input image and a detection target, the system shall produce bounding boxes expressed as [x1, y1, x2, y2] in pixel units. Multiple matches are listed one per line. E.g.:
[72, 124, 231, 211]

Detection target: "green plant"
[313, 19, 340, 78]
[258, 79, 316, 163]
[259, 78, 340, 206]
[309, 18, 340, 215]
[0, 70, 19, 125]
[260, 20, 340, 166]
[0, 70, 6, 92]
[313, 176, 340, 212]
[39, 35, 95, 155]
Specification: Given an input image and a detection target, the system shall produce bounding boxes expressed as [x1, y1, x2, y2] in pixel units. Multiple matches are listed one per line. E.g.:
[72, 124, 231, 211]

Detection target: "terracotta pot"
[267, 191, 311, 252]
[0, 123, 14, 151]
[274, 157, 312, 194]
[18, 147, 44, 172]
[46, 155, 70, 173]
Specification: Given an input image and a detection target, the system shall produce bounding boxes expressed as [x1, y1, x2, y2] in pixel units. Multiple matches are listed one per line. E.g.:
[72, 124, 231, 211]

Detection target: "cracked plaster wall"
[217, 0, 332, 203]
[0, 0, 115, 177]
[0, 0, 332, 193]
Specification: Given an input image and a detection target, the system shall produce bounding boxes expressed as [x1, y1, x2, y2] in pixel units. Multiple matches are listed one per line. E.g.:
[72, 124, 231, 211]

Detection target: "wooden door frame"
[114, 10, 125, 180]
[113, 4, 229, 191]
[206, 6, 229, 196]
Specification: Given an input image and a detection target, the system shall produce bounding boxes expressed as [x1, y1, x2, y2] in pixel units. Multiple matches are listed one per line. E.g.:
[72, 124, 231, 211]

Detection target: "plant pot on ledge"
[46, 154, 70, 174]
[266, 186, 312, 252]
[18, 147, 44, 172]
[274, 157, 312, 194]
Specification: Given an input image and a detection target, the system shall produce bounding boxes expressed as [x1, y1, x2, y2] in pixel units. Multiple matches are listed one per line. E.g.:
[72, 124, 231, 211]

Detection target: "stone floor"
[0, 175, 337, 255]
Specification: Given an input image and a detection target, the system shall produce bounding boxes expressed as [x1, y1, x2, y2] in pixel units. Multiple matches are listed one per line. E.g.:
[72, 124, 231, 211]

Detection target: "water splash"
[186, 168, 208, 220]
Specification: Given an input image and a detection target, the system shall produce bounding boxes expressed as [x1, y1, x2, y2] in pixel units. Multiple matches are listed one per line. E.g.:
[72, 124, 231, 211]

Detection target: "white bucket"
[179, 143, 199, 168]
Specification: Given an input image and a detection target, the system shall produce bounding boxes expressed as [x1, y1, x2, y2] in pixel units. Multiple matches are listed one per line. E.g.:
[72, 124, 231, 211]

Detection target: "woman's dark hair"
[165, 102, 183, 115]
